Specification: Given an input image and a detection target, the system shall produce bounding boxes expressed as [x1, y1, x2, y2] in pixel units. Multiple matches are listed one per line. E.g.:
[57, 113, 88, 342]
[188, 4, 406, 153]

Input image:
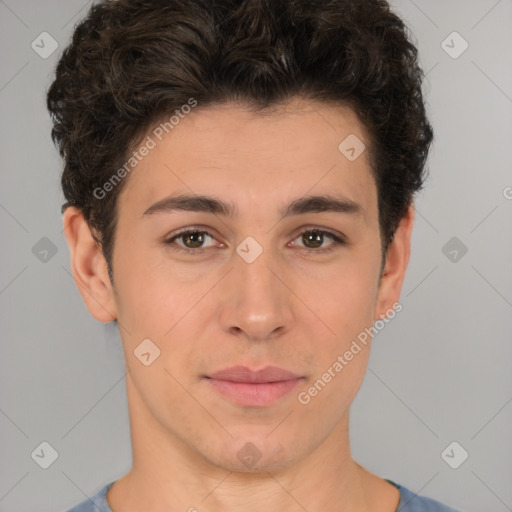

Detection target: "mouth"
[205, 365, 304, 407]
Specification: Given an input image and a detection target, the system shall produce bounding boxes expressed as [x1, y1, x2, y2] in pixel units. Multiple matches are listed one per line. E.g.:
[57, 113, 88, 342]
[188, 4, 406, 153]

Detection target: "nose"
[218, 246, 294, 343]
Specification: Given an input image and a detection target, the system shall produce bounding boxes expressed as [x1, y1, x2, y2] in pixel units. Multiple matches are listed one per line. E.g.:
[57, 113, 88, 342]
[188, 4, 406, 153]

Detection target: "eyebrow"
[142, 193, 364, 220]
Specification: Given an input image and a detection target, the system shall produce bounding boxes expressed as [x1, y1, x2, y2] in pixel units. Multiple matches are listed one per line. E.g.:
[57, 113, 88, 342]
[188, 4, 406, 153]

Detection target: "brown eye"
[180, 231, 209, 249]
[165, 229, 218, 253]
[291, 229, 345, 252]
[302, 230, 325, 249]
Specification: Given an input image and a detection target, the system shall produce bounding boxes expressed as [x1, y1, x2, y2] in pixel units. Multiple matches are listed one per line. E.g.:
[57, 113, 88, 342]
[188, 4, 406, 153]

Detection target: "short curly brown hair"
[47, 0, 433, 280]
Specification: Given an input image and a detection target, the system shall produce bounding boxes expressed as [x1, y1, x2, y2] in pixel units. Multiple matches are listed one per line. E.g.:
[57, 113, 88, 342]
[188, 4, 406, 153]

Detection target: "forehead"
[118, 99, 377, 221]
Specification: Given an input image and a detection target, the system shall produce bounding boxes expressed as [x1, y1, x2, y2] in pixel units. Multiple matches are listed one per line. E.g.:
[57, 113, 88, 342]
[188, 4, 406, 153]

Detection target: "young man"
[48, 0, 460, 510]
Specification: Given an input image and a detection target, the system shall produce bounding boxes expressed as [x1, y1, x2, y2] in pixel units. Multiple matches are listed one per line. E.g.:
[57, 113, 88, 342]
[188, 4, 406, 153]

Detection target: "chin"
[205, 437, 302, 474]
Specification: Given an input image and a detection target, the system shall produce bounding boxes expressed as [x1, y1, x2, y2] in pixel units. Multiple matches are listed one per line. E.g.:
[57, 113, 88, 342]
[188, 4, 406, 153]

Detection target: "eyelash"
[163, 226, 346, 256]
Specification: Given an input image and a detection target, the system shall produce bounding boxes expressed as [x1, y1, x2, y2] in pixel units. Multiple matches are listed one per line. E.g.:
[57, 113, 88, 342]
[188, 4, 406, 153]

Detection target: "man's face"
[100, 99, 404, 472]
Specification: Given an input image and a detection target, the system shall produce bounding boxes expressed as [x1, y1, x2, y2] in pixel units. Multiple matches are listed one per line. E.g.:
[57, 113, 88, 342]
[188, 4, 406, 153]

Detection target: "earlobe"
[374, 203, 414, 321]
[62, 207, 118, 323]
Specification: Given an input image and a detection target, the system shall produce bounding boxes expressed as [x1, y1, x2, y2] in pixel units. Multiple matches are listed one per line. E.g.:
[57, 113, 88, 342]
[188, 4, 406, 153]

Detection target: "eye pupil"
[184, 232, 204, 248]
[170, 228, 339, 254]
[304, 231, 323, 248]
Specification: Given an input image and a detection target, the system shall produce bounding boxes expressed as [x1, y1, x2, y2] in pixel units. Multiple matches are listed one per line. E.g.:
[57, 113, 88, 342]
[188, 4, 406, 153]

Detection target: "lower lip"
[206, 378, 303, 406]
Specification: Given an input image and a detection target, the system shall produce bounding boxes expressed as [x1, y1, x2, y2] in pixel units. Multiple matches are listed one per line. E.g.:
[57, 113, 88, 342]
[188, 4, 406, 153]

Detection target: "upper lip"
[207, 365, 302, 383]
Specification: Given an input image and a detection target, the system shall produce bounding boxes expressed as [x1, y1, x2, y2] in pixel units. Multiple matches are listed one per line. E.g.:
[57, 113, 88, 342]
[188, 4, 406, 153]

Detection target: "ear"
[374, 203, 414, 321]
[62, 206, 118, 323]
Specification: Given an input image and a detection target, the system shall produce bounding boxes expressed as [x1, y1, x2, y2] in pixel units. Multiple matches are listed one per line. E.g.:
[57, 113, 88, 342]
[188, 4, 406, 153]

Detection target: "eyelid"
[164, 225, 221, 250]
[289, 226, 347, 251]
[164, 224, 347, 254]
[290, 224, 346, 242]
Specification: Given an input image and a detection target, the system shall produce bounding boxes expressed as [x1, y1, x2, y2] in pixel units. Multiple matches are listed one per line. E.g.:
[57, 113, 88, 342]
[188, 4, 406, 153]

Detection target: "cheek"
[302, 252, 380, 336]
[113, 224, 380, 347]
[112, 240, 183, 329]
[296, 267, 377, 413]
[294, 247, 379, 405]
[294, 348, 370, 441]
[112, 250, 220, 380]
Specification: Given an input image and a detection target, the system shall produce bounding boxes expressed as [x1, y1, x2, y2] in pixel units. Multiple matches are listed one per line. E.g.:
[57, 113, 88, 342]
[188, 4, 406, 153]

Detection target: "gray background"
[1, 1, 511, 511]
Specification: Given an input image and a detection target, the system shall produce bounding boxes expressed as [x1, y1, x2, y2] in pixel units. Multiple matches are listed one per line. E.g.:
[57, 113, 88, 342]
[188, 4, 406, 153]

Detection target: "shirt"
[64, 479, 461, 511]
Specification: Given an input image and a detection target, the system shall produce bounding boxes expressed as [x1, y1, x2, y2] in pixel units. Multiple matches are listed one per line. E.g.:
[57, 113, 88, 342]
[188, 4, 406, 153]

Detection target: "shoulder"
[390, 481, 462, 512]
[63, 481, 115, 512]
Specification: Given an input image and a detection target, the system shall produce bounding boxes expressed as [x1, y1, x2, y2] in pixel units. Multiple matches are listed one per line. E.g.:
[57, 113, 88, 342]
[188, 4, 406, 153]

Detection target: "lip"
[206, 365, 304, 407]
[208, 365, 302, 383]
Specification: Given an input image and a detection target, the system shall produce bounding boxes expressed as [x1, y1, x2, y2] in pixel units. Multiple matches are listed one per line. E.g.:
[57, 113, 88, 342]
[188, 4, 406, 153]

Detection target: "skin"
[63, 97, 414, 512]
